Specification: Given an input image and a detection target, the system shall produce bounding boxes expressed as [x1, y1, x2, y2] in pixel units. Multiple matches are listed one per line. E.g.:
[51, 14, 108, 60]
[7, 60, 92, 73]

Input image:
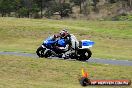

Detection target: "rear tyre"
[78, 49, 92, 61]
[36, 46, 45, 57]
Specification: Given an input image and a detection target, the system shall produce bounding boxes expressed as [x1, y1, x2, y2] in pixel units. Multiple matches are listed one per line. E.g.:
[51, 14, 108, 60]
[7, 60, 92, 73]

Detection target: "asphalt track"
[0, 51, 132, 66]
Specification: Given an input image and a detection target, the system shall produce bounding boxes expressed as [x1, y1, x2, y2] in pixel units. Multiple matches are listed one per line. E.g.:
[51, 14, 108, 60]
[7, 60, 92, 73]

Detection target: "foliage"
[17, 7, 29, 17]
[57, 3, 72, 17]
[0, 0, 131, 18]
[45, 2, 72, 18]
[118, 14, 132, 21]
[70, 0, 82, 6]
[113, 14, 132, 21]
[0, 0, 15, 16]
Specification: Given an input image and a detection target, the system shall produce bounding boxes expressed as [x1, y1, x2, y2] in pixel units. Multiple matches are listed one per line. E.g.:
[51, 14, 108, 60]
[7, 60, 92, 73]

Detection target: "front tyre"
[36, 46, 45, 57]
[78, 49, 92, 61]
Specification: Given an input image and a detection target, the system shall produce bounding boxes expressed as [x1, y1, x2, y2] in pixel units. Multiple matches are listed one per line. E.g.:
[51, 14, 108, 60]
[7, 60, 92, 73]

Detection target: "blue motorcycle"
[36, 34, 95, 61]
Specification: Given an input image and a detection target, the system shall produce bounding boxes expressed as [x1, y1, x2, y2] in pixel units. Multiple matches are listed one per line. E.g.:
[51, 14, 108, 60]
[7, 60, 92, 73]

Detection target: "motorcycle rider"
[52, 29, 71, 41]
[58, 29, 72, 58]
[56, 29, 71, 50]
[45, 29, 71, 57]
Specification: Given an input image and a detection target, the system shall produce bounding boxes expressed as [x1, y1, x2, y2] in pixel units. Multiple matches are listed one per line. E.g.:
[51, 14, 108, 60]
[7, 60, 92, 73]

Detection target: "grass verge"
[0, 17, 132, 60]
[0, 55, 132, 88]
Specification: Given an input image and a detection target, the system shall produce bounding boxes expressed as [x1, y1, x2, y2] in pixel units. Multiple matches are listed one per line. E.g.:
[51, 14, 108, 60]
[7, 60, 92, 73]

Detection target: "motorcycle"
[36, 34, 94, 61]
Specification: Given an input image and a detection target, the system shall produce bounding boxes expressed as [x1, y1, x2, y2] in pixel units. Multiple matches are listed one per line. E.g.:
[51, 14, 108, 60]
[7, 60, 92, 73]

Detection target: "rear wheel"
[78, 49, 92, 61]
[36, 46, 45, 57]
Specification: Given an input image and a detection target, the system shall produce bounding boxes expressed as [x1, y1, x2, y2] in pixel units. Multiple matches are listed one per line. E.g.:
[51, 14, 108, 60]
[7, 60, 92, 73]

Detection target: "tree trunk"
[2, 13, 4, 17]
[129, 0, 132, 8]
[40, 0, 43, 18]
[1, 10, 5, 17]
[83, 0, 89, 16]
[80, 3, 82, 13]
[80, 0, 88, 14]
[28, 10, 30, 18]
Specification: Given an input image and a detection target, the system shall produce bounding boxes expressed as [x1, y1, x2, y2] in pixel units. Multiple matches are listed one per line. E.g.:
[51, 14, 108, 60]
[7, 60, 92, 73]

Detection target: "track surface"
[0, 51, 132, 66]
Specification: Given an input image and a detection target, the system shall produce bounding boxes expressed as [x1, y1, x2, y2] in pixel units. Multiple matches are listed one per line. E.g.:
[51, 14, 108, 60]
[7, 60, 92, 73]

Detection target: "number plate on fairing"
[79, 40, 94, 49]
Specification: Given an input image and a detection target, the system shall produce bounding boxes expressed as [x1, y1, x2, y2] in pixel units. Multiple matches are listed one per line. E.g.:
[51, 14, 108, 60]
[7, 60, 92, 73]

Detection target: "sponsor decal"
[79, 68, 131, 86]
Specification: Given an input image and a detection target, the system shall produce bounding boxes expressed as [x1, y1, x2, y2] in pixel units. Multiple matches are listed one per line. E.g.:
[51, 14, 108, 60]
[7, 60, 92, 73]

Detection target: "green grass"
[0, 17, 132, 88]
[0, 17, 132, 60]
[0, 55, 132, 88]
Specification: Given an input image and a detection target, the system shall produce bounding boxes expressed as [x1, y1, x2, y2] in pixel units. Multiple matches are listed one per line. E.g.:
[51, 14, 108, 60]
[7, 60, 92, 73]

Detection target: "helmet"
[60, 29, 69, 38]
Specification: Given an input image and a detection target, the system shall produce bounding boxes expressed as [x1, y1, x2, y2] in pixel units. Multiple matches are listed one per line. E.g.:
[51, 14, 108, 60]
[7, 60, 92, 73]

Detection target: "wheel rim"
[84, 52, 89, 57]
[40, 50, 44, 56]
[79, 51, 91, 61]
[38, 50, 44, 57]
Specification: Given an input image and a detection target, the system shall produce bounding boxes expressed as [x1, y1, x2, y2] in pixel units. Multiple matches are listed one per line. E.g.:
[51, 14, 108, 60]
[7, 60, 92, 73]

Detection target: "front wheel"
[78, 49, 92, 61]
[36, 46, 45, 57]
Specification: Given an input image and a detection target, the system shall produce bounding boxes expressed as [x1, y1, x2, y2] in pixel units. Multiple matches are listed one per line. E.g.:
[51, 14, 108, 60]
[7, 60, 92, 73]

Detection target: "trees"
[92, 0, 99, 12]
[57, 3, 72, 17]
[0, 0, 82, 17]
[44, 1, 72, 18]
[127, 0, 132, 8]
[70, 0, 83, 13]
[70, 0, 100, 14]
[33, 0, 53, 18]
[0, 0, 15, 16]
[0, 0, 131, 18]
